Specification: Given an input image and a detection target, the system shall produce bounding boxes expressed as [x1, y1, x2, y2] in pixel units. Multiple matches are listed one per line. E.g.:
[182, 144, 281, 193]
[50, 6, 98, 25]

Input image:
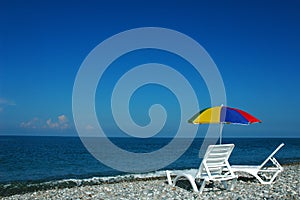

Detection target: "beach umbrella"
[188, 105, 261, 144]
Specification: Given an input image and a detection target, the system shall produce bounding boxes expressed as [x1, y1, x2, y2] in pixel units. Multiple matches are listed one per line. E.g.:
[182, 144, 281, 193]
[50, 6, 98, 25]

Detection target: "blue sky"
[0, 0, 299, 137]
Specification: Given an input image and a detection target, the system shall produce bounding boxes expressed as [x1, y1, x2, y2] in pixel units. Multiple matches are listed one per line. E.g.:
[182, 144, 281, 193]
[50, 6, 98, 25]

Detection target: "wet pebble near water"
[2, 164, 299, 200]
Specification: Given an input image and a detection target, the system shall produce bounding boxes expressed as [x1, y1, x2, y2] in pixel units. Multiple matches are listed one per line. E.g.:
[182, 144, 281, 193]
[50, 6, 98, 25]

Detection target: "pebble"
[1, 164, 299, 200]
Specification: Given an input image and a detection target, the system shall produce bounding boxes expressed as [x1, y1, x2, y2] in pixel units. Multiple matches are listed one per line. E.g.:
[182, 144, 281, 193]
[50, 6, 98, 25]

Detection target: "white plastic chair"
[166, 144, 237, 194]
[231, 143, 284, 184]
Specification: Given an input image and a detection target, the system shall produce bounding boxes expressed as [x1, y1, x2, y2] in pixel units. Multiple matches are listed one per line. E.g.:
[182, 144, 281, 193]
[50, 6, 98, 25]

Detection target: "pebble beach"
[2, 163, 299, 200]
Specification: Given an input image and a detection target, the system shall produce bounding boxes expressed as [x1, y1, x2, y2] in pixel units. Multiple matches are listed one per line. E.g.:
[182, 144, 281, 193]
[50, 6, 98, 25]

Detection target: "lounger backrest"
[196, 144, 234, 178]
[259, 143, 284, 168]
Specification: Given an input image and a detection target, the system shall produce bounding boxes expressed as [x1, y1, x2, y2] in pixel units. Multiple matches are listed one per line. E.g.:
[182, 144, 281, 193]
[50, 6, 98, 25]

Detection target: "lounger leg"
[175, 175, 199, 192]
[199, 180, 206, 194]
[229, 178, 237, 190]
[222, 180, 228, 189]
[256, 170, 281, 184]
[166, 170, 172, 185]
[172, 174, 199, 193]
[269, 171, 281, 184]
[254, 174, 270, 184]
[190, 180, 199, 192]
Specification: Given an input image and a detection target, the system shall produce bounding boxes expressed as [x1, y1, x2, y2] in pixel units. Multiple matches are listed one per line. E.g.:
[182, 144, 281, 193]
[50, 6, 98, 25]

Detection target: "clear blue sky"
[0, 0, 299, 137]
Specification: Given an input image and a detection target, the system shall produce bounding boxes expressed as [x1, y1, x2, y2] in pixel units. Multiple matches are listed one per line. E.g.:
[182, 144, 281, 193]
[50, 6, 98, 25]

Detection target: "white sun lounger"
[231, 143, 284, 184]
[166, 144, 237, 194]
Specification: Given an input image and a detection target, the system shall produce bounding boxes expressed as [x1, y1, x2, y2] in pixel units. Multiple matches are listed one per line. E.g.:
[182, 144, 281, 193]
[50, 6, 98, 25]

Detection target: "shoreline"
[1, 163, 299, 199]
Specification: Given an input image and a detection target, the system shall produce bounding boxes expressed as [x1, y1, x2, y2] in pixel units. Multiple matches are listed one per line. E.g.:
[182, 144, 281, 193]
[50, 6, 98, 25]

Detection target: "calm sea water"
[0, 136, 299, 195]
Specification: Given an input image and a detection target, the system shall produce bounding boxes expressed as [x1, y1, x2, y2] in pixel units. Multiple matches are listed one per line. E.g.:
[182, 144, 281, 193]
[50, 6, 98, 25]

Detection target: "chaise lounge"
[166, 144, 237, 194]
[231, 143, 284, 184]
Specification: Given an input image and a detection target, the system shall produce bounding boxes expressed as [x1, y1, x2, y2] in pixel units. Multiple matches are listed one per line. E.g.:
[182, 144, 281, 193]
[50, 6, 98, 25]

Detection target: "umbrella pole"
[219, 123, 224, 144]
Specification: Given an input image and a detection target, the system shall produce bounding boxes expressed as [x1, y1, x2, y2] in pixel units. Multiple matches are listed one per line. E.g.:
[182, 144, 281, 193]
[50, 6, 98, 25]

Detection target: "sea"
[0, 136, 300, 196]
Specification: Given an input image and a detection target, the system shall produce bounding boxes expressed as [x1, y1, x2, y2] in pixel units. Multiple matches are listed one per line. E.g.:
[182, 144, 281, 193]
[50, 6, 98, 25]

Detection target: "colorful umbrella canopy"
[188, 106, 261, 125]
[188, 105, 261, 143]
